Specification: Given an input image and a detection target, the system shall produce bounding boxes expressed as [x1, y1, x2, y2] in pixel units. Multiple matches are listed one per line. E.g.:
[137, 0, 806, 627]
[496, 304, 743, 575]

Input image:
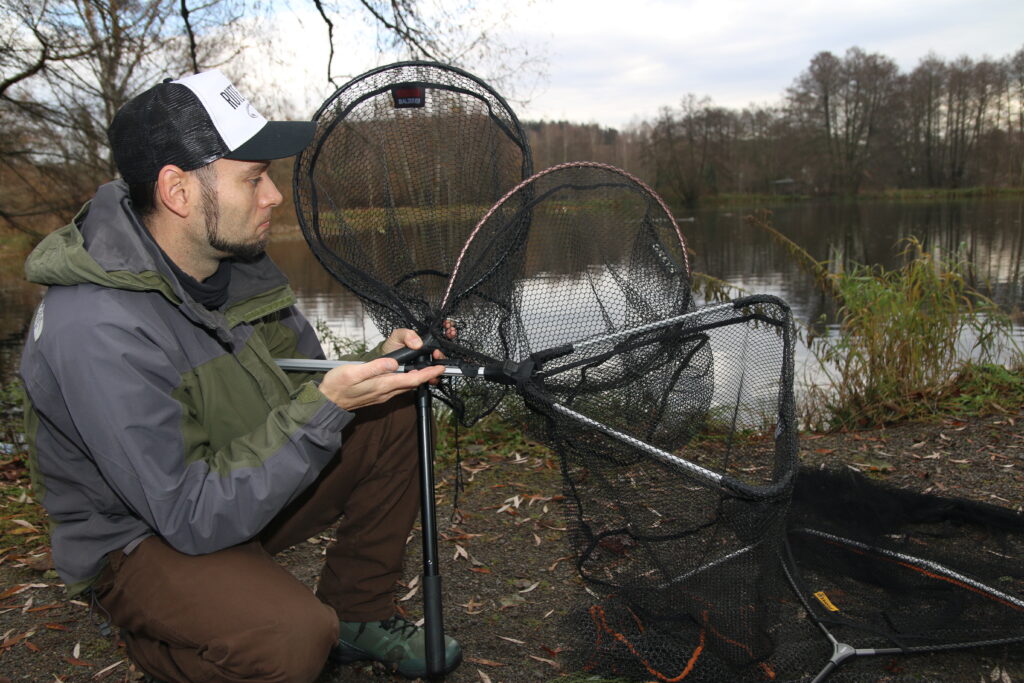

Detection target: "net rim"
[438, 161, 692, 310]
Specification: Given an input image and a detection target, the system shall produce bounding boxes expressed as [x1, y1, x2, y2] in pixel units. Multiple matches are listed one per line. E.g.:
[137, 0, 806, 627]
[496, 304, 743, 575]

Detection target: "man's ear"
[154, 165, 192, 219]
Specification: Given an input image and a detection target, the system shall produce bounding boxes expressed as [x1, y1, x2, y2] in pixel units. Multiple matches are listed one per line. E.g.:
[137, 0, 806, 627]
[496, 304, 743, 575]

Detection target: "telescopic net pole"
[414, 381, 446, 675]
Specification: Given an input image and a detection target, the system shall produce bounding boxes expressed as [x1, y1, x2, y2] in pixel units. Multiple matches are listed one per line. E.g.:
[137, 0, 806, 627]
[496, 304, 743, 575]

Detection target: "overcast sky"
[262, 0, 1024, 130]
[505, 0, 1024, 128]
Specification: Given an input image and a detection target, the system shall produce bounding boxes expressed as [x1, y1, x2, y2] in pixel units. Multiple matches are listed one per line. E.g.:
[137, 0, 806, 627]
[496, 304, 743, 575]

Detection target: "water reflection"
[686, 200, 1024, 312]
[2, 198, 1022, 383]
[272, 198, 1023, 348]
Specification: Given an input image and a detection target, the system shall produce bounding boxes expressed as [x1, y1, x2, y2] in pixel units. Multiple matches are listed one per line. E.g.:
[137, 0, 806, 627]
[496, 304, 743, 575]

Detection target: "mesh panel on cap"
[108, 83, 228, 183]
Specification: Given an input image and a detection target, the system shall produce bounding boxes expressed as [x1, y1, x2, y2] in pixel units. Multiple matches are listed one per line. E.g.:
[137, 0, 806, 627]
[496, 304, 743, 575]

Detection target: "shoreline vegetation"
[245, 186, 1024, 246]
[706, 184, 1024, 207]
[4, 185, 1024, 251]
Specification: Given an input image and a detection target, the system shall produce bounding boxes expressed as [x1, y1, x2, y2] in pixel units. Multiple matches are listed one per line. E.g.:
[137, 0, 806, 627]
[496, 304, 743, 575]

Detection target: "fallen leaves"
[1, 627, 36, 651]
[466, 656, 505, 667]
[460, 459, 491, 482]
[547, 555, 574, 572]
[495, 495, 523, 515]
[458, 598, 485, 614]
[92, 660, 126, 679]
[528, 654, 559, 669]
[0, 582, 50, 600]
[498, 593, 527, 610]
[398, 575, 420, 602]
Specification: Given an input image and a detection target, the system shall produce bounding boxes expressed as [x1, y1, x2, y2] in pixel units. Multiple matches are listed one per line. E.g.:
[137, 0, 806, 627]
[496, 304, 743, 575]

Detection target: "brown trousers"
[91, 395, 421, 683]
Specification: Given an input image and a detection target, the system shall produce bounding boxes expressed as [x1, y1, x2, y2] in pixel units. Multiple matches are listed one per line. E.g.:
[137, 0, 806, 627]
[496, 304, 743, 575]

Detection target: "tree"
[0, 0, 249, 236]
[1009, 47, 1024, 185]
[787, 47, 899, 194]
[0, 0, 542, 239]
[641, 95, 740, 206]
[901, 55, 947, 187]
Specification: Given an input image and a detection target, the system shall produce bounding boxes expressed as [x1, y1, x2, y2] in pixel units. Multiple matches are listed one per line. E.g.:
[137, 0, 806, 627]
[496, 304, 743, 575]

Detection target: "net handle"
[438, 161, 692, 310]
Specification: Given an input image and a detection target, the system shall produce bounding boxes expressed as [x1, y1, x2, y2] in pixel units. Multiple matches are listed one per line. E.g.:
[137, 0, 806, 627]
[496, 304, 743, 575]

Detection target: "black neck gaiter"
[165, 255, 233, 310]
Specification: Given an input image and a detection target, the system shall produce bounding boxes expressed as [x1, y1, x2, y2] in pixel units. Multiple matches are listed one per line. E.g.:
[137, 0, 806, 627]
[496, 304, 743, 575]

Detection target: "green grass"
[435, 410, 552, 468]
[314, 319, 371, 359]
[937, 363, 1024, 416]
[859, 186, 1024, 201]
[747, 211, 1023, 429]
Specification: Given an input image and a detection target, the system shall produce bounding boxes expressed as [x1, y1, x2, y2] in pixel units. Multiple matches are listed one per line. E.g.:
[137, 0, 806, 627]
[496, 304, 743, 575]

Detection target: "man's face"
[195, 158, 283, 262]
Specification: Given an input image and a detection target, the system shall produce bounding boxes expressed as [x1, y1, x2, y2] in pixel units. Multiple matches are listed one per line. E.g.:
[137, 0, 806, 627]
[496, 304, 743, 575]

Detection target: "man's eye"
[249, 177, 262, 186]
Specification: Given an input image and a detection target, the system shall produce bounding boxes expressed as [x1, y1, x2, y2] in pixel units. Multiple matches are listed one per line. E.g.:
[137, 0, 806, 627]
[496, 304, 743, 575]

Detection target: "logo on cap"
[219, 85, 245, 109]
[175, 70, 267, 152]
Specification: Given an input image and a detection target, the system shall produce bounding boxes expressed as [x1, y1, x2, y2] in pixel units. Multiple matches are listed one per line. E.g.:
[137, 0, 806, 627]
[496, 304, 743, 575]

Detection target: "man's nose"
[261, 174, 283, 208]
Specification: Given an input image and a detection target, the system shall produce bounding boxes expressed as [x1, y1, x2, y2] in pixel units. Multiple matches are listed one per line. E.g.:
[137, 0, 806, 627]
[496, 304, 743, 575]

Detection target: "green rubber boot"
[331, 615, 462, 678]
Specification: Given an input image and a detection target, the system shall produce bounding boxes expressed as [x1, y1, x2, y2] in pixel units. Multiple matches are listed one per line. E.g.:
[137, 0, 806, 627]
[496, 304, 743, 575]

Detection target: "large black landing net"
[782, 468, 1024, 681]
[424, 163, 1024, 681]
[434, 163, 802, 678]
[293, 61, 532, 336]
[290, 63, 1024, 680]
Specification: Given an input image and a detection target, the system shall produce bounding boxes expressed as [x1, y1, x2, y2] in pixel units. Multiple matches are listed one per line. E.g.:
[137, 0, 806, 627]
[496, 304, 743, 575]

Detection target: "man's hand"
[381, 328, 434, 357]
[319, 327, 449, 410]
[319, 358, 445, 411]
[381, 326, 454, 362]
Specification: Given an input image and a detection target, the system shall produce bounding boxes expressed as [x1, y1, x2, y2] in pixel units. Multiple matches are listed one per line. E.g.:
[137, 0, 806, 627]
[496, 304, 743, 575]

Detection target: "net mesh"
[293, 61, 532, 337]
[425, 161, 1024, 680]
[434, 163, 802, 678]
[787, 468, 1024, 652]
[436, 162, 696, 425]
[292, 64, 1024, 678]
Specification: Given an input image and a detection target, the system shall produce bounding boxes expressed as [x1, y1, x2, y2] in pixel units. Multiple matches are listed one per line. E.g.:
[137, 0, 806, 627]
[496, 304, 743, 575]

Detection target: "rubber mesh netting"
[293, 61, 532, 338]
[432, 164, 1024, 682]
[293, 63, 1024, 681]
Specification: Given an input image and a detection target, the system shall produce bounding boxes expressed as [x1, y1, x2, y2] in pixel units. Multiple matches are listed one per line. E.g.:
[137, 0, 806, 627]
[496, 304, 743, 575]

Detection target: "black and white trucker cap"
[108, 69, 314, 184]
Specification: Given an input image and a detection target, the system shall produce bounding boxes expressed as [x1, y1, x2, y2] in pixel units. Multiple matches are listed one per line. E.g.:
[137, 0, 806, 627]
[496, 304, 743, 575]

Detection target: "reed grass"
[747, 211, 1022, 429]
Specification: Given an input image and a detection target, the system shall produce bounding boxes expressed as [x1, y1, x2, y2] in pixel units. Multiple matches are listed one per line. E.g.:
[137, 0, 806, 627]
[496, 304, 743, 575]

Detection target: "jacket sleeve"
[263, 306, 326, 360]
[259, 306, 328, 389]
[261, 307, 386, 377]
[34, 299, 352, 556]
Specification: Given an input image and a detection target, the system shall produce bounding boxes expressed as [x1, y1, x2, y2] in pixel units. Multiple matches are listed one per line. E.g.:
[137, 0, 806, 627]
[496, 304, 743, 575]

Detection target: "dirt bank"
[1, 408, 1022, 682]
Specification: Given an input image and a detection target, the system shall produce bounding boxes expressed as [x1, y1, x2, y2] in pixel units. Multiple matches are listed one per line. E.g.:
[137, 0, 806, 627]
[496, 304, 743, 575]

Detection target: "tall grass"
[747, 211, 1022, 429]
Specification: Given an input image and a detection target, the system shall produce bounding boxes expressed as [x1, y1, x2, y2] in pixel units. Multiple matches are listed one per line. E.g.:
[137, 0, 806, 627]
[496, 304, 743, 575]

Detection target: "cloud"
[510, 0, 1024, 127]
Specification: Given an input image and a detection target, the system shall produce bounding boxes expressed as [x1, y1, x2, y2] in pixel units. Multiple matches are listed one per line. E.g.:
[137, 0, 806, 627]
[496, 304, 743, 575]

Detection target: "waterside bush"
[748, 211, 1022, 429]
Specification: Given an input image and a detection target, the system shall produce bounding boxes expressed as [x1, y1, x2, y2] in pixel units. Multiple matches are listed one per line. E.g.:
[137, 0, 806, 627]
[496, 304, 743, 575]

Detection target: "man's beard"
[205, 207, 267, 263]
[198, 169, 267, 263]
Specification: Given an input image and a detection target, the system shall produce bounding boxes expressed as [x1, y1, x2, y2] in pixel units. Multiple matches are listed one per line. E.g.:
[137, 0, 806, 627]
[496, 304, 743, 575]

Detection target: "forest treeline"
[525, 46, 1024, 205]
[0, 0, 538, 239]
[2, 0, 1022, 240]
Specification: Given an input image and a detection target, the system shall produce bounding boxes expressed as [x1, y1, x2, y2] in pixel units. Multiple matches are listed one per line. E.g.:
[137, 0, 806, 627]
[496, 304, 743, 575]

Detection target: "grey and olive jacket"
[20, 180, 355, 595]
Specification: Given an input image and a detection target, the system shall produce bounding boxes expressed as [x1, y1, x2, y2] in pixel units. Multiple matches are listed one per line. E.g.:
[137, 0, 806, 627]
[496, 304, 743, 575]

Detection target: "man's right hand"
[318, 357, 445, 411]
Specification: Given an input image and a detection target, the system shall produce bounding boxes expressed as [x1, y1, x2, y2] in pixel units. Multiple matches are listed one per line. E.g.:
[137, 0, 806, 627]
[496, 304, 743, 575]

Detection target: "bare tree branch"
[181, 0, 200, 73]
[313, 0, 339, 88]
[357, 0, 439, 62]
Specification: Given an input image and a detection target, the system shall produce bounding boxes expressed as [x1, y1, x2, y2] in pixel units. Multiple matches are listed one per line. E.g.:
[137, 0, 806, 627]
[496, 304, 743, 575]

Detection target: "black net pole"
[415, 380, 445, 675]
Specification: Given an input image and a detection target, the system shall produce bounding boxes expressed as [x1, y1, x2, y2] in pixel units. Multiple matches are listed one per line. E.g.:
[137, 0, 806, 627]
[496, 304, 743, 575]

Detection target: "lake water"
[2, 198, 1022, 387]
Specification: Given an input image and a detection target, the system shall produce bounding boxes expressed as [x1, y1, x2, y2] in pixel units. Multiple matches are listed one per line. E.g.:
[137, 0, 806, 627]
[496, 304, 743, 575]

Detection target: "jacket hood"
[25, 180, 296, 339]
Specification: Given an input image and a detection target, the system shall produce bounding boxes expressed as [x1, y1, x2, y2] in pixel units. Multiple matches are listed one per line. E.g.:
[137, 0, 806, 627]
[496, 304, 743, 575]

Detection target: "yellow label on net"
[814, 591, 840, 612]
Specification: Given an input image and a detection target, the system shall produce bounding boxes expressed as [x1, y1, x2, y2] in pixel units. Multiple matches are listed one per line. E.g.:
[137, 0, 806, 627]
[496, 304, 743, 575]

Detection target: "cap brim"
[224, 120, 315, 161]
